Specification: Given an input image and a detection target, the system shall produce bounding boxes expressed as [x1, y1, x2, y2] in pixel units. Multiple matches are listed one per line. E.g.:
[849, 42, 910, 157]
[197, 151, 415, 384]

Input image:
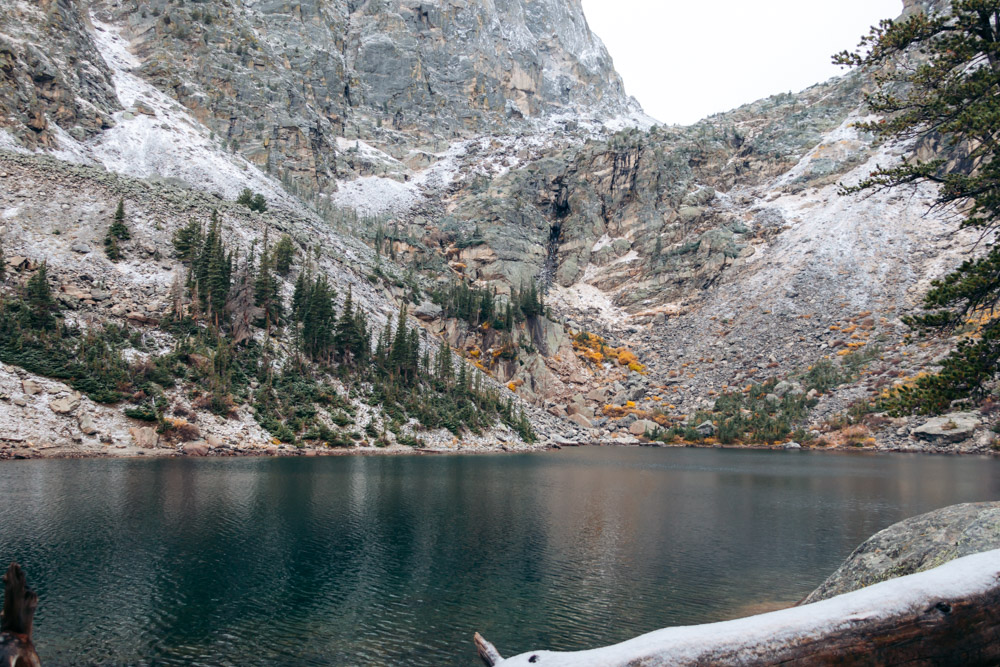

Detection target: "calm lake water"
[1, 447, 998, 665]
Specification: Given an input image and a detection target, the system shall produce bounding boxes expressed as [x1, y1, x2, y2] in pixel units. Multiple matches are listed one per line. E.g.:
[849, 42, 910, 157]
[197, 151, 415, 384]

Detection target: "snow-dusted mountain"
[0, 0, 991, 456]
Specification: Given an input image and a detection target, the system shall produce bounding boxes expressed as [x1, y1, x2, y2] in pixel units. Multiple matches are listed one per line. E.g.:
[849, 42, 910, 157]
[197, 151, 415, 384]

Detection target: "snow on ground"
[335, 137, 407, 169]
[775, 111, 877, 186]
[0, 129, 29, 155]
[591, 234, 614, 252]
[497, 548, 1000, 666]
[57, 19, 293, 206]
[611, 249, 639, 265]
[732, 135, 970, 316]
[548, 282, 630, 325]
[330, 176, 419, 218]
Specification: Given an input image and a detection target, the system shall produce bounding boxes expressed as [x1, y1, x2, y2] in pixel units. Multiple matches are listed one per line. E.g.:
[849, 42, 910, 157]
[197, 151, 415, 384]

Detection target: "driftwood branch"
[476, 548, 1000, 666]
[1, 563, 40, 667]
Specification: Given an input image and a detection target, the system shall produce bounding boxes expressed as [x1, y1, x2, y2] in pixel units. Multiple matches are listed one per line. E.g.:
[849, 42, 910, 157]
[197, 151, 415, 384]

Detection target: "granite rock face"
[0, 0, 119, 147]
[803, 502, 1000, 604]
[71, 0, 638, 193]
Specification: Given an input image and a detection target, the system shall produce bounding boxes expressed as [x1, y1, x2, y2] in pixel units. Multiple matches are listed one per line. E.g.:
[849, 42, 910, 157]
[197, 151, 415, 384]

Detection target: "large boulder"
[802, 502, 1000, 604]
[629, 419, 658, 436]
[129, 426, 159, 449]
[49, 393, 81, 415]
[568, 413, 593, 429]
[77, 413, 98, 435]
[413, 301, 443, 322]
[696, 421, 717, 437]
[586, 387, 610, 402]
[181, 442, 210, 457]
[773, 380, 804, 398]
[912, 412, 980, 444]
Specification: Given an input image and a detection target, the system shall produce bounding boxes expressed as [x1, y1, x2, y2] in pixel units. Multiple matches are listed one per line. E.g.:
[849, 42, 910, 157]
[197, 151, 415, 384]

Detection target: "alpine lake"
[1, 446, 998, 666]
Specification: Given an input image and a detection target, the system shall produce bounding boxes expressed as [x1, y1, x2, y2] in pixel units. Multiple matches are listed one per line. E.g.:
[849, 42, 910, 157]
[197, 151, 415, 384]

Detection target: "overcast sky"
[581, 0, 902, 125]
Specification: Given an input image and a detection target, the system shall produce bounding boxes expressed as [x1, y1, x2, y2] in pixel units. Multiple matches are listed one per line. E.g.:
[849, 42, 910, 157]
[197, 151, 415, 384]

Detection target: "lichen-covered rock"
[911, 412, 980, 444]
[802, 502, 1000, 604]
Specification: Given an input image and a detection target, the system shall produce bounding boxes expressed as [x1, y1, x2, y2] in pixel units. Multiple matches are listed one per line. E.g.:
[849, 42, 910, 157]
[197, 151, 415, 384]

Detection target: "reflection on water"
[0, 447, 997, 665]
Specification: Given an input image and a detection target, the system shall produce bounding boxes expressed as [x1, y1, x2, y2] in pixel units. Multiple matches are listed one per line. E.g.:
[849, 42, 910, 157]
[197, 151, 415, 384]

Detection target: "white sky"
[581, 0, 902, 125]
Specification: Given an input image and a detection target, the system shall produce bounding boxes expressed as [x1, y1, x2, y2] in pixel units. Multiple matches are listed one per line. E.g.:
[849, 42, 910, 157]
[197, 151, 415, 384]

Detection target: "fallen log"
[475, 548, 1000, 666]
[474, 632, 503, 666]
[0, 562, 40, 667]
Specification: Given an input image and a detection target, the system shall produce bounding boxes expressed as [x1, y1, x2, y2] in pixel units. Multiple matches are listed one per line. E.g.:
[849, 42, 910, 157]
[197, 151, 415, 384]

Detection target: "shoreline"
[1, 438, 995, 461]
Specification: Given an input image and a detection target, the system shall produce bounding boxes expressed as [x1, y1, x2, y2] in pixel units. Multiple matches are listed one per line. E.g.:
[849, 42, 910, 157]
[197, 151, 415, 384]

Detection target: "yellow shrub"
[617, 350, 638, 366]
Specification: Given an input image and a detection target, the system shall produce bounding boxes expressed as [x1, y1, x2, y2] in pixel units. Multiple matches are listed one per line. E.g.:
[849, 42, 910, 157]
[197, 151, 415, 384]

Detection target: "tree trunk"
[476, 548, 1000, 666]
[0, 562, 40, 667]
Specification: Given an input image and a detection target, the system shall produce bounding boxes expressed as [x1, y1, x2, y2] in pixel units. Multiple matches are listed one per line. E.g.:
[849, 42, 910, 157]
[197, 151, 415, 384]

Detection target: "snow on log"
[475, 632, 503, 666]
[479, 548, 1000, 666]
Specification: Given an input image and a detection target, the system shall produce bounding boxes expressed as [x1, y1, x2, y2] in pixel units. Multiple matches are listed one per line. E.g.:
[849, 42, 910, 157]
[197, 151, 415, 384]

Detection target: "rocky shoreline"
[3, 436, 997, 461]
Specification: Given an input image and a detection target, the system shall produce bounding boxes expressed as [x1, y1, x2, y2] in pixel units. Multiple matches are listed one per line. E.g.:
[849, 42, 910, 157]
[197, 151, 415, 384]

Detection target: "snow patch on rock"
[330, 176, 419, 217]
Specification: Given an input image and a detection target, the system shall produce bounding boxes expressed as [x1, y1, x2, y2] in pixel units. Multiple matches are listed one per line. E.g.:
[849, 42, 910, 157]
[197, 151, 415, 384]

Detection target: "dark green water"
[1, 447, 998, 666]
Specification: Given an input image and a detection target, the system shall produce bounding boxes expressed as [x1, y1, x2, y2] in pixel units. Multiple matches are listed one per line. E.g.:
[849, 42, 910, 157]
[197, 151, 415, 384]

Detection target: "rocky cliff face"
[70, 0, 636, 193]
[0, 0, 118, 147]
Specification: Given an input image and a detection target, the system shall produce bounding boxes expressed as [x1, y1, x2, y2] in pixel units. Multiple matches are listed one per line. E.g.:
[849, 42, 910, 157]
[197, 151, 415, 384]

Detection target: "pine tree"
[188, 211, 231, 320]
[388, 304, 410, 379]
[237, 188, 268, 213]
[408, 327, 421, 380]
[839, 2, 1000, 412]
[25, 263, 56, 329]
[254, 237, 281, 327]
[172, 219, 202, 261]
[353, 305, 370, 362]
[104, 199, 130, 261]
[274, 234, 295, 276]
[436, 340, 453, 383]
[109, 199, 130, 240]
[104, 233, 121, 261]
[292, 270, 308, 321]
[375, 322, 388, 367]
[335, 286, 364, 363]
[301, 274, 335, 359]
